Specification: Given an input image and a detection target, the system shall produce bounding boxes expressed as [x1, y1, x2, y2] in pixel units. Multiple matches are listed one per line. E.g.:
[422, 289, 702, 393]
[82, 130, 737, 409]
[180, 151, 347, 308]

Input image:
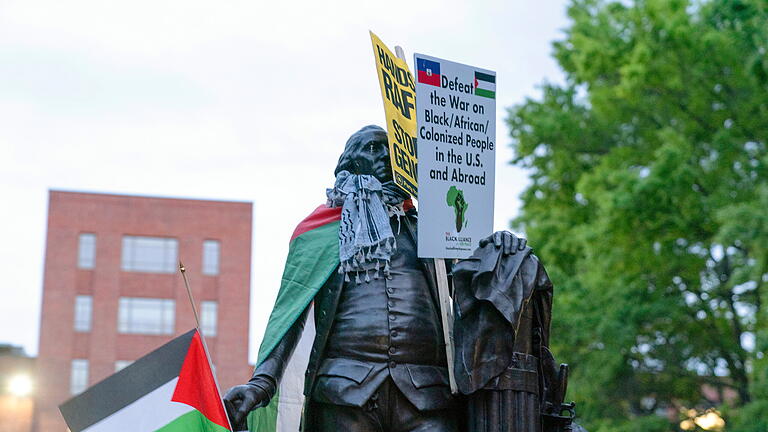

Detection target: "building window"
[118, 297, 175, 335]
[200, 301, 218, 337]
[115, 360, 133, 372]
[202, 240, 220, 275]
[73, 295, 93, 332]
[70, 359, 89, 395]
[121, 236, 178, 273]
[78, 233, 96, 269]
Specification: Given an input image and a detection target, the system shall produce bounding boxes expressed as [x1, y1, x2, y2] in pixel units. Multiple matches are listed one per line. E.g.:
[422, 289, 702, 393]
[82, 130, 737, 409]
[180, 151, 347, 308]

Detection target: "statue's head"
[334, 125, 393, 184]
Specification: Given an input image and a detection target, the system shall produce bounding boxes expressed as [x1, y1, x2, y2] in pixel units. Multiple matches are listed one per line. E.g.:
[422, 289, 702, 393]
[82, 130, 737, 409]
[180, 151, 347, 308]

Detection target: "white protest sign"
[414, 53, 496, 259]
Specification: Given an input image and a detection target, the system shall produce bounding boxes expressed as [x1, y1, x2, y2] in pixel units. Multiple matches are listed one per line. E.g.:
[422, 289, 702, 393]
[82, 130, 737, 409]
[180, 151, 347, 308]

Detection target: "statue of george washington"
[224, 125, 577, 432]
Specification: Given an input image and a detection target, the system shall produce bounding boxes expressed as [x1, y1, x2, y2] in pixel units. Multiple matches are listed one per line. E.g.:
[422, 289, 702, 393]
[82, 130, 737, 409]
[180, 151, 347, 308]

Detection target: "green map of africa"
[446, 186, 468, 232]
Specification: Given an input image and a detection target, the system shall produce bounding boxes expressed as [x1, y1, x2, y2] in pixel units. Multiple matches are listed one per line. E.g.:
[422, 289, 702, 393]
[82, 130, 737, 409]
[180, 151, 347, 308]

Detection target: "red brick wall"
[32, 191, 252, 432]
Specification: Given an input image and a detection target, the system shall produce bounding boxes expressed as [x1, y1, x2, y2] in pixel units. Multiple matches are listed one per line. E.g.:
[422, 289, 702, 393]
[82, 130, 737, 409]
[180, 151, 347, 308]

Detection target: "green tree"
[506, 0, 768, 430]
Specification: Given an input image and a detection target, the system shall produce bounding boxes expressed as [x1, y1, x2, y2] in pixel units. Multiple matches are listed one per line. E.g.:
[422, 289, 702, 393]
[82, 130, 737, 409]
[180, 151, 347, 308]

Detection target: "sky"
[0, 0, 569, 363]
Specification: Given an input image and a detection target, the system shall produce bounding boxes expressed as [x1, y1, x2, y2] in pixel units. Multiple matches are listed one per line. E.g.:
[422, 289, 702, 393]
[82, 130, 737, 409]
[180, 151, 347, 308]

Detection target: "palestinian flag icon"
[474, 71, 496, 99]
[59, 329, 231, 432]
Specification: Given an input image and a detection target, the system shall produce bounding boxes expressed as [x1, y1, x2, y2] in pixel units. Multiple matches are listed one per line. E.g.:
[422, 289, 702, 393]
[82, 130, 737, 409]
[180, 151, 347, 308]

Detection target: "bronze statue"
[224, 125, 577, 432]
[452, 233, 578, 432]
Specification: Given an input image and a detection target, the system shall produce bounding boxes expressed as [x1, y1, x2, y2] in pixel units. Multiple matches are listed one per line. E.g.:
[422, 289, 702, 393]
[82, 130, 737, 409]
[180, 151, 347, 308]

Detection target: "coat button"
[390, 330, 398, 337]
[388, 347, 396, 355]
[389, 314, 396, 321]
[321, 310, 327, 317]
[389, 361, 397, 368]
[387, 288, 394, 294]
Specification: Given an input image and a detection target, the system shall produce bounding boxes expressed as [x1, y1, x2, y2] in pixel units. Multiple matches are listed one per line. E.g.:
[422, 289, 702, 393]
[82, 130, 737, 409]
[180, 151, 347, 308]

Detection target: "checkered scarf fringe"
[327, 171, 407, 283]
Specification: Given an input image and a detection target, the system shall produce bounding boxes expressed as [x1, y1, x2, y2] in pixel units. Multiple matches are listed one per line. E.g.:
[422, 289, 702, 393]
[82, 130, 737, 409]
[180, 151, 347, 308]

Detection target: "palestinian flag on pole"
[59, 329, 231, 432]
[474, 70, 496, 99]
[248, 204, 342, 432]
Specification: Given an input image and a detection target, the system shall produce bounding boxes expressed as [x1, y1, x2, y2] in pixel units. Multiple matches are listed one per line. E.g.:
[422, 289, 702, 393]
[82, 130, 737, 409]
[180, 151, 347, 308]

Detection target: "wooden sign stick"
[394, 44, 458, 395]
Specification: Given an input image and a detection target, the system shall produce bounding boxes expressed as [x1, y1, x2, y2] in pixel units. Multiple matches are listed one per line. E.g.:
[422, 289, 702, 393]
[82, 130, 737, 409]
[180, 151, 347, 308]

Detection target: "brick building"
[32, 191, 252, 432]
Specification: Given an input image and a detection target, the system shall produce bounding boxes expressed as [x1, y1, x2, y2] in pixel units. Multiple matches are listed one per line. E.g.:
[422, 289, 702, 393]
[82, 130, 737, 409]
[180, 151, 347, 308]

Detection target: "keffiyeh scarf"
[326, 170, 408, 283]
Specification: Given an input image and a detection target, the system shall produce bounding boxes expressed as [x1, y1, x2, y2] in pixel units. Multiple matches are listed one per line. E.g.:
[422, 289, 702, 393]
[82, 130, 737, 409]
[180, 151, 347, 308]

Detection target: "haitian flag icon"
[417, 58, 441, 87]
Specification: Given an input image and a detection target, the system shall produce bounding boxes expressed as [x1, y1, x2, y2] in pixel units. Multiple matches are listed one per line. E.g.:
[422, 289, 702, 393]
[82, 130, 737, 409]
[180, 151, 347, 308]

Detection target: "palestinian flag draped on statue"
[59, 329, 231, 432]
[248, 204, 342, 432]
[247, 201, 413, 431]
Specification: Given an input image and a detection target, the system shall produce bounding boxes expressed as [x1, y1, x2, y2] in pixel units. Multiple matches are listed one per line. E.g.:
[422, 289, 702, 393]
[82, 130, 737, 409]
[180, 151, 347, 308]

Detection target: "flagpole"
[179, 261, 202, 328]
[179, 261, 235, 432]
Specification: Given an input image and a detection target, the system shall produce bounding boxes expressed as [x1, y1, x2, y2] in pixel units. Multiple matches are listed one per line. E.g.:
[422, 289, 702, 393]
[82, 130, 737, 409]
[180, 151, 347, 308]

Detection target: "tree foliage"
[506, 0, 768, 429]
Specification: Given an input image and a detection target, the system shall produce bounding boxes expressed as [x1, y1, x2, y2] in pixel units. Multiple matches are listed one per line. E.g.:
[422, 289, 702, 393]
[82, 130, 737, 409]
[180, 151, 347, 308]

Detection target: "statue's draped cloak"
[452, 244, 553, 394]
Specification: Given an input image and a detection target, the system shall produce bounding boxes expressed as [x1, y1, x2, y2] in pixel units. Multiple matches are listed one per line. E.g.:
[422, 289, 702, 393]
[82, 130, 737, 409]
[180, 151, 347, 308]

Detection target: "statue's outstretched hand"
[223, 383, 270, 429]
[478, 231, 527, 255]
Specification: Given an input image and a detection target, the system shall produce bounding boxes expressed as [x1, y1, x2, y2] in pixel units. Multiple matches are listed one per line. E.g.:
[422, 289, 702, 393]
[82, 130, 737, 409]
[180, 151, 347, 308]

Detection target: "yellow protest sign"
[370, 31, 418, 197]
